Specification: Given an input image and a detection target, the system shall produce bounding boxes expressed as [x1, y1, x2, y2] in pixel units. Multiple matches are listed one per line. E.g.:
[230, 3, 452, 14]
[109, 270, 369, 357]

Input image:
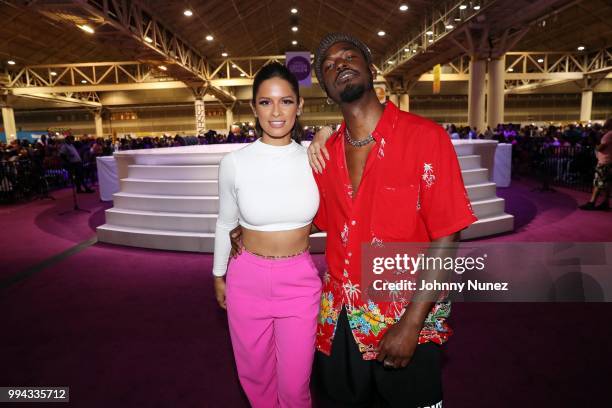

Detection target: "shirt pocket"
[371, 184, 419, 240]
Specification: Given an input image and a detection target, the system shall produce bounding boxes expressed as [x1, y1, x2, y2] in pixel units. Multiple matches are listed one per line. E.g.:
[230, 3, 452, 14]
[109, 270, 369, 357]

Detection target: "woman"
[213, 62, 322, 408]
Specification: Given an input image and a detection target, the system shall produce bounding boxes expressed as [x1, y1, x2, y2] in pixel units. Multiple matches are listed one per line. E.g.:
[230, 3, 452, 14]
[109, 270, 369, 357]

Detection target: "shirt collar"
[336, 101, 399, 143]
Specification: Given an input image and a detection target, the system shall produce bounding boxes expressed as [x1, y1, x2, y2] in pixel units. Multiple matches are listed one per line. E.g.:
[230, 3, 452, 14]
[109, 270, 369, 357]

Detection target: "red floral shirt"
[313, 102, 477, 360]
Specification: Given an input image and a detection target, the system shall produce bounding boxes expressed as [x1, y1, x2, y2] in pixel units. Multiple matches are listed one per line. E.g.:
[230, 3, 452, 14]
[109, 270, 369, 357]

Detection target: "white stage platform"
[97, 140, 514, 252]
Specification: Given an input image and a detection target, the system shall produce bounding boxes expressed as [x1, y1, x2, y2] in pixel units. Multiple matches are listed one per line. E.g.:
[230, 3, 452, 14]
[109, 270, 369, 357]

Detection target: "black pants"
[66, 162, 86, 191]
[313, 309, 443, 408]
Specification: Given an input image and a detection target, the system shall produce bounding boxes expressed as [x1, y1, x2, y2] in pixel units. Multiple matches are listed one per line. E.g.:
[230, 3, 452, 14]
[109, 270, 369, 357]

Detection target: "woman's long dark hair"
[252, 62, 303, 143]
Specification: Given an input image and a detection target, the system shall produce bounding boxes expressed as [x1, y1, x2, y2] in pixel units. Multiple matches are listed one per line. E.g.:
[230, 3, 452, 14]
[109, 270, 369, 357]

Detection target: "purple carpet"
[1, 180, 611, 407]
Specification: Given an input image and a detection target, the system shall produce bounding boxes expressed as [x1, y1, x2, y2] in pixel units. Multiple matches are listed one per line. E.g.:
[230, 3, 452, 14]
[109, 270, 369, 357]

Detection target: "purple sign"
[285, 52, 311, 87]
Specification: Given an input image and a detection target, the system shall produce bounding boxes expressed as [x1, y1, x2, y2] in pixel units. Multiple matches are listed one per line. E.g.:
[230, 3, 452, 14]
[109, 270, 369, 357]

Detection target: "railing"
[0, 159, 97, 204]
[530, 145, 596, 192]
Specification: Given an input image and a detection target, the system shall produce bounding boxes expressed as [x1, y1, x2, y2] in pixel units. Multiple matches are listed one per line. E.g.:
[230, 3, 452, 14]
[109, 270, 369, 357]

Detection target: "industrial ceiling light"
[144, 36, 153, 43]
[291, 26, 298, 32]
[292, 40, 298, 45]
[240, 73, 246, 77]
[426, 30, 434, 35]
[221, 52, 228, 57]
[206, 35, 214, 41]
[159, 65, 167, 71]
[7, 60, 16, 65]
[378, 30, 386, 36]
[508, 67, 514, 72]
[474, 5, 481, 10]
[50, 71, 57, 76]
[459, 5, 467, 10]
[577, 45, 585, 51]
[78, 24, 95, 34]
[446, 24, 454, 29]
[399, 4, 408, 11]
[184, 10, 193, 17]
[537, 58, 544, 63]
[81, 80, 87, 84]
[291, 8, 298, 14]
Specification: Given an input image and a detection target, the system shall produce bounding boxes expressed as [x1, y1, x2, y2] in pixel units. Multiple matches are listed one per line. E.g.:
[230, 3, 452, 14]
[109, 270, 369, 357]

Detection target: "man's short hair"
[314, 32, 372, 91]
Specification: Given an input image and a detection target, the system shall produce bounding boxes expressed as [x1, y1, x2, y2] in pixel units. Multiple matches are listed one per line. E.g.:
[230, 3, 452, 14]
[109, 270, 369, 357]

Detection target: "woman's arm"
[212, 154, 240, 309]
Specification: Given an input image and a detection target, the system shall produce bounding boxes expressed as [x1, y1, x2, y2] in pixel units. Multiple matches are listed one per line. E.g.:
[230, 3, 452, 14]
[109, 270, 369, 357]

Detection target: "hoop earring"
[326, 97, 335, 105]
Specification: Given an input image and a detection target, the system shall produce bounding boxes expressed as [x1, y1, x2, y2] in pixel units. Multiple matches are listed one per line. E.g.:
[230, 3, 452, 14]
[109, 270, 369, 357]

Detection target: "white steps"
[113, 192, 219, 213]
[128, 165, 218, 180]
[461, 214, 515, 240]
[98, 143, 514, 253]
[466, 182, 497, 201]
[458, 155, 481, 170]
[461, 168, 489, 185]
[105, 208, 217, 232]
[121, 178, 218, 196]
[471, 197, 506, 219]
[97, 224, 216, 252]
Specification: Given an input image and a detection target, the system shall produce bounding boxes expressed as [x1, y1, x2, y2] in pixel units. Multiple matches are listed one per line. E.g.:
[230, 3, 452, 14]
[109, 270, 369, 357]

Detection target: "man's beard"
[339, 83, 366, 103]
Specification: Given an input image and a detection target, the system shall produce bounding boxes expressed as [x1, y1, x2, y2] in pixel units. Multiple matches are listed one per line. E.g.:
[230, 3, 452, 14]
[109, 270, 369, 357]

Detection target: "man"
[307, 33, 477, 407]
[579, 119, 611, 211]
[59, 135, 94, 193]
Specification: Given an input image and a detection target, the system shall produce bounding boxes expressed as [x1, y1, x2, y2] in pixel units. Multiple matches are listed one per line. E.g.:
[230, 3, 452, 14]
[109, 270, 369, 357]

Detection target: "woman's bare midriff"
[241, 224, 311, 257]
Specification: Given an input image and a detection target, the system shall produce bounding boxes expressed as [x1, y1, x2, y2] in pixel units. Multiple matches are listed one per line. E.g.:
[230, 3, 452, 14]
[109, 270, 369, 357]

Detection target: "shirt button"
[351, 220, 356, 226]
[348, 252, 352, 257]
[345, 259, 349, 265]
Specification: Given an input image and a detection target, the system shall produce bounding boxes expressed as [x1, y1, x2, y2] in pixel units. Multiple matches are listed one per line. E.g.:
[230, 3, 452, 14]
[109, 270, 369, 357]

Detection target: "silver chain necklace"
[345, 127, 375, 147]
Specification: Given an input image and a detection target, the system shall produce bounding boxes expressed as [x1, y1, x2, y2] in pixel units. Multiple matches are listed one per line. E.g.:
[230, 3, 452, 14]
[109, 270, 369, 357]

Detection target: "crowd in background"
[444, 123, 607, 189]
[0, 121, 608, 202]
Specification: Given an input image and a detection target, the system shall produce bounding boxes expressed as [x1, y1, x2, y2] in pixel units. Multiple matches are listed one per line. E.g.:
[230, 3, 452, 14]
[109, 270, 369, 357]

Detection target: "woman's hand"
[229, 226, 242, 258]
[214, 277, 227, 310]
[308, 126, 333, 173]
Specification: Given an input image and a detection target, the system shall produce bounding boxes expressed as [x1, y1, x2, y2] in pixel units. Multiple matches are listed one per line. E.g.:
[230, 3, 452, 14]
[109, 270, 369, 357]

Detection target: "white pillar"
[389, 93, 399, 107]
[1, 106, 17, 143]
[580, 89, 593, 122]
[226, 107, 234, 131]
[468, 56, 486, 134]
[94, 111, 104, 137]
[194, 98, 206, 134]
[487, 56, 505, 130]
[400, 94, 410, 112]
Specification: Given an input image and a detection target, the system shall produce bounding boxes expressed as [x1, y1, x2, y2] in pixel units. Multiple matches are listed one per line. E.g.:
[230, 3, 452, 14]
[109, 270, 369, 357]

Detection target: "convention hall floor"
[1, 179, 611, 407]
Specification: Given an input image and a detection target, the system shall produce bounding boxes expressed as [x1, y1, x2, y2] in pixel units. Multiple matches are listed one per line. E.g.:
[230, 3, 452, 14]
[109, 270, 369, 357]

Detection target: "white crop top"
[212, 139, 319, 276]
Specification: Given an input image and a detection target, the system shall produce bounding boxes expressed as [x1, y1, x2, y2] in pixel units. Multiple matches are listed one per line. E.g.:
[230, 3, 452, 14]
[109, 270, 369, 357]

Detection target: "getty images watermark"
[360, 242, 612, 303]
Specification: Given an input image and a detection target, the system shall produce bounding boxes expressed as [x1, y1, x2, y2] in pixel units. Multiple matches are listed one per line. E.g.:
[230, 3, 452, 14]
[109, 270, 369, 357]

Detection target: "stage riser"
[105, 195, 505, 236]
[113, 194, 219, 213]
[97, 226, 215, 252]
[121, 179, 218, 196]
[472, 198, 506, 219]
[458, 155, 481, 170]
[466, 183, 497, 201]
[134, 154, 226, 166]
[105, 209, 217, 233]
[97, 225, 327, 254]
[113, 194, 502, 221]
[460, 215, 515, 240]
[461, 168, 489, 185]
[128, 165, 219, 180]
[99, 143, 515, 252]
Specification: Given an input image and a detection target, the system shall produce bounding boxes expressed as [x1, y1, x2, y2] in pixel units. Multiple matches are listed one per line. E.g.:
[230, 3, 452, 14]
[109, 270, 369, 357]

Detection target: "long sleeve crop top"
[212, 138, 319, 276]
